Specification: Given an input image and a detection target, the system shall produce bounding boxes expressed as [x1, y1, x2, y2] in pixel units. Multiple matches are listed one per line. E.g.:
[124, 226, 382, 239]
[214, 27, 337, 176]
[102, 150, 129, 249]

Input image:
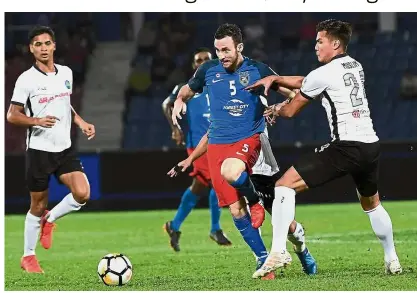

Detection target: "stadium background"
[5, 12, 417, 214]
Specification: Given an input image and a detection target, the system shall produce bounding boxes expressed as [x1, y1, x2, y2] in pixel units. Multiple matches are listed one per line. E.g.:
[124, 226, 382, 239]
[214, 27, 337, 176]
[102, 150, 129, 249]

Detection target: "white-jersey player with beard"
[7, 25, 96, 273]
[247, 19, 402, 277]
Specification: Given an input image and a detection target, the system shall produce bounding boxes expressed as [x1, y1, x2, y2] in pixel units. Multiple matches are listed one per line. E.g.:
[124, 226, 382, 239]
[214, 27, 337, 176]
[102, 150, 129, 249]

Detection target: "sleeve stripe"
[300, 90, 314, 100]
[11, 101, 25, 107]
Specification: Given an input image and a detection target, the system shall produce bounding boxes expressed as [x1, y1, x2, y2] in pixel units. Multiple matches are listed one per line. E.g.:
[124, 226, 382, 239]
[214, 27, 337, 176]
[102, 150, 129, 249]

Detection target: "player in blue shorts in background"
[162, 48, 232, 252]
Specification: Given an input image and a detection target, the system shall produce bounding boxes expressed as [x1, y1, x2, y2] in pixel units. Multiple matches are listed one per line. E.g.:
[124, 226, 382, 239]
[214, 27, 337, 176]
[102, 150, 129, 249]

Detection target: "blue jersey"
[188, 57, 276, 144]
[169, 83, 210, 148]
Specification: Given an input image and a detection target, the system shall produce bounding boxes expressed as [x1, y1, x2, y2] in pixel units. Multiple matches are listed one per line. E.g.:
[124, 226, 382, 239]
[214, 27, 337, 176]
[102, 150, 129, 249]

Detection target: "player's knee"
[190, 179, 207, 195]
[275, 167, 303, 190]
[72, 186, 90, 204]
[30, 198, 48, 216]
[359, 191, 380, 211]
[221, 163, 243, 184]
[275, 177, 291, 188]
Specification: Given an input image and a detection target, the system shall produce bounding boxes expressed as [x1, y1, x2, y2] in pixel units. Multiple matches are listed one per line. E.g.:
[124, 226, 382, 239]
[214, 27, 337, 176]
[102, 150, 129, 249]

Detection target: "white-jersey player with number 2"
[247, 19, 402, 278]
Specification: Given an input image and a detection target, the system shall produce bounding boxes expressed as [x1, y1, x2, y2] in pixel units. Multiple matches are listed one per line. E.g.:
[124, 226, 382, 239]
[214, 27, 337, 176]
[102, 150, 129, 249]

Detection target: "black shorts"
[294, 140, 380, 197]
[251, 173, 281, 211]
[26, 147, 84, 192]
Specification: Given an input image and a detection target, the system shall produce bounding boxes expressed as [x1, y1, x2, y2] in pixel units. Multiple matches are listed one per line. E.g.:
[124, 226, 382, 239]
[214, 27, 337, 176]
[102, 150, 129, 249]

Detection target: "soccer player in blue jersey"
[162, 48, 232, 252]
[171, 23, 295, 275]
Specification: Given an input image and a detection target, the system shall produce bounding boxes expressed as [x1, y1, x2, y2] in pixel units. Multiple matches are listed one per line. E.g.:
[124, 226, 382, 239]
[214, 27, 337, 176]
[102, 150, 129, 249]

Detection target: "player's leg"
[229, 197, 270, 268]
[264, 197, 316, 275]
[221, 135, 265, 228]
[165, 177, 206, 252]
[40, 150, 89, 249]
[352, 156, 402, 274]
[208, 143, 271, 276]
[51, 171, 90, 220]
[171, 178, 205, 231]
[254, 145, 347, 278]
[21, 149, 51, 273]
[287, 220, 317, 275]
[208, 188, 232, 246]
[21, 190, 49, 273]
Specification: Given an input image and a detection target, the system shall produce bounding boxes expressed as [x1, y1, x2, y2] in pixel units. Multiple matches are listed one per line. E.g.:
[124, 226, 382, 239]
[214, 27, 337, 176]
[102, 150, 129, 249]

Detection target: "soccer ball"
[97, 253, 133, 286]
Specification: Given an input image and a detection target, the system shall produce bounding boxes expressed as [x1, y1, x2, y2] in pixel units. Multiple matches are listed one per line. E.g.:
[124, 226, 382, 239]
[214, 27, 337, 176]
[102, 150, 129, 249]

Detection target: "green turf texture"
[5, 201, 417, 290]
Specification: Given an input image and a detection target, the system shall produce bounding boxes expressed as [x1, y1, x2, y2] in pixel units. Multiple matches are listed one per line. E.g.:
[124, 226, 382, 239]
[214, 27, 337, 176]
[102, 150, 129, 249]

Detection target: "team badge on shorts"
[65, 80, 71, 89]
[239, 71, 250, 86]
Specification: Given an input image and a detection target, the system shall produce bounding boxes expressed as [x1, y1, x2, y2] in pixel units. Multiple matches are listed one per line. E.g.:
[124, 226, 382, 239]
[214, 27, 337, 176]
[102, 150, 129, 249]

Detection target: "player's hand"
[36, 115, 60, 128]
[172, 128, 185, 146]
[264, 102, 285, 118]
[80, 121, 96, 140]
[245, 75, 277, 96]
[172, 99, 187, 129]
[167, 157, 192, 177]
[264, 106, 277, 125]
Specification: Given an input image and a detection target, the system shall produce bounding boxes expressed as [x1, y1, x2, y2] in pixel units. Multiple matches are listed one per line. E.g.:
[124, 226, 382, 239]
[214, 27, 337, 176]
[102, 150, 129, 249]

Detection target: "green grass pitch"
[5, 201, 417, 290]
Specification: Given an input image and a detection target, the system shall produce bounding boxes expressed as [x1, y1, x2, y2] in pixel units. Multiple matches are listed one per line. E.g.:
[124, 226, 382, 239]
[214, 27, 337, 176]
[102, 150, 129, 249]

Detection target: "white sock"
[287, 222, 306, 253]
[23, 212, 41, 257]
[47, 193, 85, 223]
[365, 204, 398, 263]
[271, 186, 296, 253]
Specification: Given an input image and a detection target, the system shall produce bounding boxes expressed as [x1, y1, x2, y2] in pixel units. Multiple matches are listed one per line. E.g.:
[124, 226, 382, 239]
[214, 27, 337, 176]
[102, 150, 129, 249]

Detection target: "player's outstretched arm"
[274, 76, 305, 90]
[7, 104, 58, 128]
[188, 132, 208, 162]
[246, 76, 304, 96]
[167, 132, 208, 177]
[71, 106, 95, 140]
[271, 92, 310, 118]
[162, 96, 185, 146]
[172, 84, 195, 128]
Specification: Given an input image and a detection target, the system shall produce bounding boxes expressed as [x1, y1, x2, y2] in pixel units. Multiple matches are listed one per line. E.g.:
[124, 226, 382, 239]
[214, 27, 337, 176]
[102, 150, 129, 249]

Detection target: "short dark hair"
[214, 23, 243, 45]
[28, 25, 55, 43]
[193, 47, 212, 57]
[316, 19, 352, 50]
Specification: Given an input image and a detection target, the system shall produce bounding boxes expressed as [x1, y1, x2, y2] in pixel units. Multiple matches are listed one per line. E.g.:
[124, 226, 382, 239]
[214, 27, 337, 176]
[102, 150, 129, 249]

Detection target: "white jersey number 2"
[343, 71, 365, 107]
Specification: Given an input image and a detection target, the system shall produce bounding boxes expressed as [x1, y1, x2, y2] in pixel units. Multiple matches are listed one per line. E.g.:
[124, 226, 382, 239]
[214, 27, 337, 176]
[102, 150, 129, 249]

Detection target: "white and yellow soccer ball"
[97, 253, 133, 286]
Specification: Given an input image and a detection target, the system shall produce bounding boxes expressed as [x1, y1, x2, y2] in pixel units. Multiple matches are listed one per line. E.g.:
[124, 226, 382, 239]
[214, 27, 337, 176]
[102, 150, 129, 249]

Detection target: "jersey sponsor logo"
[65, 80, 71, 89]
[212, 79, 223, 83]
[223, 99, 249, 117]
[38, 92, 71, 104]
[238, 71, 250, 86]
[352, 109, 370, 118]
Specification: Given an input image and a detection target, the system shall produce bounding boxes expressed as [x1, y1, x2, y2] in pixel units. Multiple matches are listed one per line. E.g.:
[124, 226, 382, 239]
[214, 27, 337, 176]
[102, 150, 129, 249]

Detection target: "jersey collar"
[33, 63, 58, 76]
[330, 53, 348, 62]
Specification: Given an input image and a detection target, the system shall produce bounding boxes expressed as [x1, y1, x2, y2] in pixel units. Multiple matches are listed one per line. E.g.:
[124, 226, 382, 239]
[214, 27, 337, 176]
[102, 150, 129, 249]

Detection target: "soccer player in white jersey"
[6, 26, 96, 273]
[247, 19, 402, 277]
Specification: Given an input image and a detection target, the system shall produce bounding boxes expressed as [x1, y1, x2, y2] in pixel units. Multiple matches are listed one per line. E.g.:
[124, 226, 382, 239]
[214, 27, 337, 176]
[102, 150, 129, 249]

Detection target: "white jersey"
[300, 54, 379, 143]
[11, 64, 73, 152]
[252, 96, 279, 176]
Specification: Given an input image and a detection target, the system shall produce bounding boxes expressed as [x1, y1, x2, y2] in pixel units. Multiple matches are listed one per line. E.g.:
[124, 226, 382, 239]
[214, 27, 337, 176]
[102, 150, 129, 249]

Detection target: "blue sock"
[229, 171, 259, 205]
[208, 188, 221, 233]
[171, 188, 198, 231]
[233, 214, 268, 259]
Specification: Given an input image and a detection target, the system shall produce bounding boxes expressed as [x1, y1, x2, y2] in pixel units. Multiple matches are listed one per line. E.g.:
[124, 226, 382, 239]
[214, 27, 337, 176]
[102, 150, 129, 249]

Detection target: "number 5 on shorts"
[242, 144, 249, 153]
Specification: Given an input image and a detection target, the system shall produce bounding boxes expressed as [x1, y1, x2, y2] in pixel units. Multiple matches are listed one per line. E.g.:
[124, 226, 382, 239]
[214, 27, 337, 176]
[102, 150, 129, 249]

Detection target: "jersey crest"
[239, 71, 250, 86]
